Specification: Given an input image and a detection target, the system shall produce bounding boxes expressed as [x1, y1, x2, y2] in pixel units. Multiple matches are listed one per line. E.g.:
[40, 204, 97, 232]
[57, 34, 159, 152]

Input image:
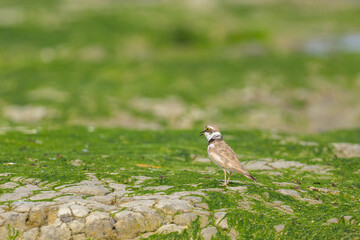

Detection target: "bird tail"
[244, 173, 257, 182]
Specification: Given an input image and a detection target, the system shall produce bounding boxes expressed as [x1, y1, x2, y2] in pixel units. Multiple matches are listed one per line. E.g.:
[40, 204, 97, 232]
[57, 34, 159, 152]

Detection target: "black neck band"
[208, 136, 222, 144]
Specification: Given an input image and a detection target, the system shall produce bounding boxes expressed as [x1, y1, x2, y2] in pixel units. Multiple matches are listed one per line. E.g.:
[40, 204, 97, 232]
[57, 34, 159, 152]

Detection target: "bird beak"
[200, 130, 205, 136]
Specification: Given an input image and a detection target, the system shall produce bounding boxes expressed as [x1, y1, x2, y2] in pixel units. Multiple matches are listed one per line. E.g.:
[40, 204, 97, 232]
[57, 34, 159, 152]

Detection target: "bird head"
[200, 124, 222, 141]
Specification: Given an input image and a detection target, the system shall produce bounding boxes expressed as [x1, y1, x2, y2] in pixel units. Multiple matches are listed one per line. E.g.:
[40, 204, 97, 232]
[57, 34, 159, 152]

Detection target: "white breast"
[207, 143, 222, 168]
[207, 143, 214, 152]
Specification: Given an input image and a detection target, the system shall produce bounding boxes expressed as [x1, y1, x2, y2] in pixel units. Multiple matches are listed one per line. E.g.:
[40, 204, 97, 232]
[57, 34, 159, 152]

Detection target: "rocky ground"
[1, 156, 359, 240]
[0, 128, 359, 239]
[0, 173, 233, 240]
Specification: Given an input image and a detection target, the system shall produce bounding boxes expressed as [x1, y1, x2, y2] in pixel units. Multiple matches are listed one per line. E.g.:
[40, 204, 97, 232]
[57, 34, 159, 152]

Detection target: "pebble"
[274, 224, 285, 232]
[275, 189, 302, 199]
[344, 216, 352, 222]
[156, 224, 185, 234]
[327, 218, 340, 224]
[201, 226, 218, 240]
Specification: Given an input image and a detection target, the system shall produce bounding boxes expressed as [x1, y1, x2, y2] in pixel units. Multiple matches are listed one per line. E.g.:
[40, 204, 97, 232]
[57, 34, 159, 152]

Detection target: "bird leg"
[221, 169, 227, 186]
[226, 172, 232, 185]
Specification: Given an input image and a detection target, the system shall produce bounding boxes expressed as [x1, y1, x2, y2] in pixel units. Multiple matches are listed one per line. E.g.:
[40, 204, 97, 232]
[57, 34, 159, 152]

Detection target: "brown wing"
[211, 140, 257, 181]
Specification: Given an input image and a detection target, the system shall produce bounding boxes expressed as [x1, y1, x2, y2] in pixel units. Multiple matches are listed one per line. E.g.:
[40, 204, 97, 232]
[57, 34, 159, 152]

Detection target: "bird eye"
[206, 128, 210, 131]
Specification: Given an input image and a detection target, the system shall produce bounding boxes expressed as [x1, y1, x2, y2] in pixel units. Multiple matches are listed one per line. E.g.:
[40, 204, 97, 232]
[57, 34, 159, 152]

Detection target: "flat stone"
[218, 219, 229, 230]
[60, 185, 110, 196]
[39, 220, 71, 240]
[55, 180, 102, 190]
[69, 204, 89, 218]
[173, 213, 197, 226]
[30, 191, 62, 201]
[275, 189, 302, 199]
[173, 191, 207, 197]
[22, 227, 39, 240]
[214, 212, 228, 230]
[133, 176, 152, 185]
[0, 182, 19, 189]
[332, 143, 360, 158]
[301, 165, 334, 174]
[0, 173, 11, 177]
[54, 195, 83, 203]
[0, 190, 32, 202]
[268, 160, 305, 169]
[101, 178, 115, 183]
[136, 232, 155, 239]
[120, 200, 155, 208]
[191, 209, 211, 216]
[238, 201, 253, 210]
[182, 196, 203, 203]
[199, 215, 209, 228]
[194, 157, 211, 163]
[243, 160, 273, 170]
[144, 185, 173, 191]
[203, 188, 224, 192]
[271, 204, 293, 214]
[11, 201, 36, 213]
[0, 211, 28, 230]
[214, 212, 226, 220]
[228, 186, 248, 192]
[309, 187, 340, 195]
[12, 184, 41, 195]
[0, 205, 9, 212]
[155, 199, 193, 215]
[108, 183, 127, 191]
[57, 206, 72, 223]
[201, 226, 218, 240]
[85, 173, 99, 181]
[227, 228, 238, 240]
[261, 171, 283, 176]
[85, 212, 112, 239]
[108, 190, 133, 199]
[68, 219, 85, 234]
[87, 195, 115, 205]
[327, 218, 339, 224]
[114, 210, 147, 239]
[73, 234, 86, 240]
[273, 182, 297, 187]
[131, 206, 162, 232]
[87, 203, 117, 212]
[27, 203, 58, 228]
[70, 159, 84, 166]
[304, 198, 323, 205]
[274, 224, 285, 232]
[156, 224, 185, 234]
[344, 216, 352, 222]
[280, 205, 294, 214]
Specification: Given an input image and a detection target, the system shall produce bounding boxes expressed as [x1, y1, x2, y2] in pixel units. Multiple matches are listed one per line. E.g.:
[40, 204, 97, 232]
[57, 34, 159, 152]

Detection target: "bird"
[200, 124, 257, 186]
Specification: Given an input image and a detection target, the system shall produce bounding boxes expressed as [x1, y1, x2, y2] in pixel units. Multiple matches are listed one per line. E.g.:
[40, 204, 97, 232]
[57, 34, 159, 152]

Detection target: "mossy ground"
[1, 127, 359, 239]
[0, 0, 360, 131]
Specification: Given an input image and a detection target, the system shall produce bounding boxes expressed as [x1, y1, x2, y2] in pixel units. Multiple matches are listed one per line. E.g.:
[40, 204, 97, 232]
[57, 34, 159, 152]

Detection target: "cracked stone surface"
[0, 174, 213, 240]
[0, 170, 337, 240]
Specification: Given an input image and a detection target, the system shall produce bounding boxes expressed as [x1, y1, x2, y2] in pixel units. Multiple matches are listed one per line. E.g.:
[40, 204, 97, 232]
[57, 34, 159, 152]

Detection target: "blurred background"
[1, 0, 360, 133]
